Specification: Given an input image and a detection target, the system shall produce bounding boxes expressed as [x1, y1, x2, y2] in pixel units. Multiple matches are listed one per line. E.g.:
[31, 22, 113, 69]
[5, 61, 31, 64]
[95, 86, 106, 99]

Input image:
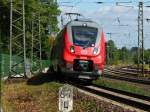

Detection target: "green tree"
[0, 0, 60, 59]
[144, 49, 150, 64]
[120, 46, 129, 61]
[129, 47, 138, 64]
[106, 40, 118, 64]
[0, 0, 10, 53]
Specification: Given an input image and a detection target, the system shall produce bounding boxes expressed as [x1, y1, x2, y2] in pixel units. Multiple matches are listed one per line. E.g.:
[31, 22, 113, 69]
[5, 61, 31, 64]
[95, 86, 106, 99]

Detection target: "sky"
[57, 0, 150, 49]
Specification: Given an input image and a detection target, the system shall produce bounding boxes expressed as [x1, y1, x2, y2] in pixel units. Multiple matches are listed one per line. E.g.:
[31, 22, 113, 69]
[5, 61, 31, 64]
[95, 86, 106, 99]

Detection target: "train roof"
[66, 18, 101, 29]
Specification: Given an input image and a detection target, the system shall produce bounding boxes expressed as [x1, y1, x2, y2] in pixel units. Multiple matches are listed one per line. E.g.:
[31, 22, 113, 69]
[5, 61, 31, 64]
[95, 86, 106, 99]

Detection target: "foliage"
[2, 81, 62, 112]
[144, 49, 150, 64]
[0, 0, 10, 53]
[105, 40, 150, 66]
[2, 81, 131, 112]
[0, 0, 60, 58]
[0, 53, 50, 77]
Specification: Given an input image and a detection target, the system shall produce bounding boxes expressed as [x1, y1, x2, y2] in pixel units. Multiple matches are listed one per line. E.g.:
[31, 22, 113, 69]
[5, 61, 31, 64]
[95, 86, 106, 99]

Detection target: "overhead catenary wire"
[57, 0, 150, 49]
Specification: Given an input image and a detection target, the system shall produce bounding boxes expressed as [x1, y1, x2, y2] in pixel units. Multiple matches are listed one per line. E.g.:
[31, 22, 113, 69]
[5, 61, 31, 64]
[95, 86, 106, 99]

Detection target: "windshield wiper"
[83, 40, 91, 49]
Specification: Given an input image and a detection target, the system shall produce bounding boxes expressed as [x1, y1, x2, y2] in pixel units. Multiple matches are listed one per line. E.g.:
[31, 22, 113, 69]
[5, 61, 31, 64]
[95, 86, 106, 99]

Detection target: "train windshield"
[72, 26, 98, 47]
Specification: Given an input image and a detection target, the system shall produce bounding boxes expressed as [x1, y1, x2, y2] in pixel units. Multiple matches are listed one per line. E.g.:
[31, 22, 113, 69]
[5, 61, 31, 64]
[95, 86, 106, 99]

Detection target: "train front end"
[62, 20, 105, 80]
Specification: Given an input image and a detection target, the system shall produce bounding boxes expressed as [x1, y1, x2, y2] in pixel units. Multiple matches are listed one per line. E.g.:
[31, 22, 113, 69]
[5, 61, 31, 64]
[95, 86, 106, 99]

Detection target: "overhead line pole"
[39, 15, 42, 72]
[138, 1, 144, 76]
[30, 5, 42, 74]
[9, 0, 27, 78]
[31, 13, 42, 73]
[10, 0, 12, 75]
[106, 33, 113, 64]
[23, 0, 27, 78]
[31, 16, 34, 72]
[39, 1, 42, 72]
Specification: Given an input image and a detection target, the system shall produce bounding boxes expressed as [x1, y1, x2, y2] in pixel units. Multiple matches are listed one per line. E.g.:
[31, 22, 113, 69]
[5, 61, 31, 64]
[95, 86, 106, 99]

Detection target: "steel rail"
[71, 82, 150, 111]
[104, 73, 150, 85]
[104, 68, 148, 79]
[105, 66, 150, 75]
[119, 68, 150, 74]
[104, 68, 150, 85]
[105, 67, 139, 76]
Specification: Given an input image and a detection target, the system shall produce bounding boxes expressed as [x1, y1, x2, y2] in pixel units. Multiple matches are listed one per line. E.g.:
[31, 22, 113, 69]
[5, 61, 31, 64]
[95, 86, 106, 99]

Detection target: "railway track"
[105, 66, 150, 75]
[120, 66, 150, 74]
[70, 81, 150, 111]
[5, 71, 150, 111]
[104, 67, 150, 85]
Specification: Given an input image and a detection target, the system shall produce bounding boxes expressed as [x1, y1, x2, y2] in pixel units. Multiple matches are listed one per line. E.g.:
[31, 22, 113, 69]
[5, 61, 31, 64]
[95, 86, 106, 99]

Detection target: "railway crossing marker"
[59, 84, 73, 112]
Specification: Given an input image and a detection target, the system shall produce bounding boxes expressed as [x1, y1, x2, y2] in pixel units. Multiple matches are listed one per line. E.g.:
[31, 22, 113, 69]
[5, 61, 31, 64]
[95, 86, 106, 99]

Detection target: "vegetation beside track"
[93, 78, 150, 97]
[0, 54, 50, 77]
[1, 78, 135, 112]
[1, 81, 107, 112]
[2, 82, 61, 112]
[105, 40, 150, 66]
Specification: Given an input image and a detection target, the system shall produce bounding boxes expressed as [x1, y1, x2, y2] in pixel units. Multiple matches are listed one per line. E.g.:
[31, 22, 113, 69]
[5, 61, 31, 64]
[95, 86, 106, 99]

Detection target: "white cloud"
[58, 2, 150, 48]
[59, 6, 79, 14]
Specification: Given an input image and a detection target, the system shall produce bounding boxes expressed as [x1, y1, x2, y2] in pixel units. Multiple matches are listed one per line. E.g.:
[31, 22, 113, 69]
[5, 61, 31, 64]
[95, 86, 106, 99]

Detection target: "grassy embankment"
[93, 78, 150, 97]
[1, 80, 107, 112]
[2, 79, 136, 112]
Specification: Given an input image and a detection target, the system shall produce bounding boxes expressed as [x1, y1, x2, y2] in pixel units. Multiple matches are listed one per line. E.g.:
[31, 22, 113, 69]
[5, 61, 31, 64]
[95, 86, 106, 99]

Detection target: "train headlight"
[93, 48, 98, 55]
[70, 46, 75, 53]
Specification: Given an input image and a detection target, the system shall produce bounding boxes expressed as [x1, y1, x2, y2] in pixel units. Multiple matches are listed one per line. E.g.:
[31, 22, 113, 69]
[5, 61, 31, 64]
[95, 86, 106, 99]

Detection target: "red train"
[50, 19, 105, 80]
